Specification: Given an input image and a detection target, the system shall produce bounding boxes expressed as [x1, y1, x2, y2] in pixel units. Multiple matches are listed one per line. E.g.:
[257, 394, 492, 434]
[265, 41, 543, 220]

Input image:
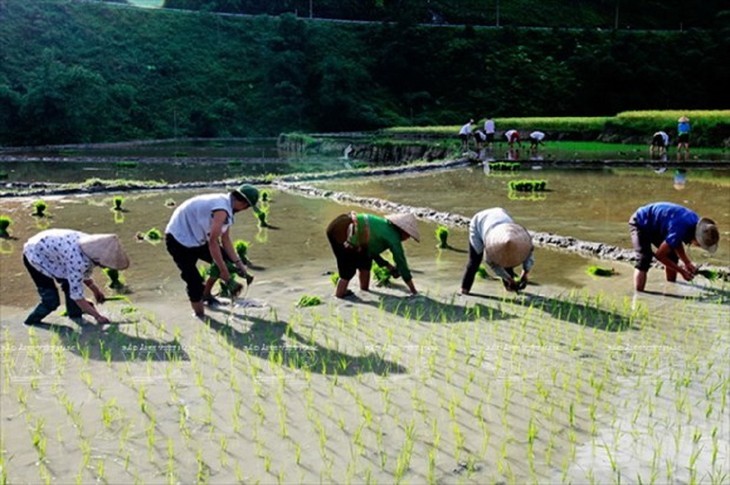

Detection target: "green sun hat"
[233, 184, 261, 213]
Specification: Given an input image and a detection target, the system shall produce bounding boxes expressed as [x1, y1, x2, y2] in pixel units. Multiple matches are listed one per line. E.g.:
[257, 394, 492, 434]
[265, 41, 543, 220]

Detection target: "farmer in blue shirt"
[629, 202, 719, 292]
[677, 115, 691, 158]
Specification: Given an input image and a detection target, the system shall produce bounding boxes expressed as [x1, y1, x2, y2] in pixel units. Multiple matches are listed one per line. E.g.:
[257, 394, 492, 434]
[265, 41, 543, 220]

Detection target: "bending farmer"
[629, 202, 719, 292]
[23, 229, 130, 326]
[165, 185, 259, 319]
[461, 208, 534, 294]
[327, 212, 420, 298]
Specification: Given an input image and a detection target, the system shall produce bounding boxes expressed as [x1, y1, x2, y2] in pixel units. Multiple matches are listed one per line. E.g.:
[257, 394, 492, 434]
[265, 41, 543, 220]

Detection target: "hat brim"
[696, 217, 719, 254]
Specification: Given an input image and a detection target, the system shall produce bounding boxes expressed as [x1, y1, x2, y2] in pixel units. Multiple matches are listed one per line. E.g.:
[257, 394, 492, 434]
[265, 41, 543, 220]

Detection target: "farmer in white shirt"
[484, 117, 496, 148]
[650, 131, 670, 157]
[460, 208, 534, 294]
[459, 119, 474, 151]
[23, 229, 130, 326]
[165, 184, 259, 319]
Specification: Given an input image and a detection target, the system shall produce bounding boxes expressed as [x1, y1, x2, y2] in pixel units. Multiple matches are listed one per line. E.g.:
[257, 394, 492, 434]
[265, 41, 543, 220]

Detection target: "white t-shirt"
[469, 208, 535, 276]
[529, 131, 545, 141]
[459, 123, 473, 135]
[484, 119, 495, 134]
[505, 129, 518, 140]
[23, 229, 94, 300]
[165, 194, 234, 247]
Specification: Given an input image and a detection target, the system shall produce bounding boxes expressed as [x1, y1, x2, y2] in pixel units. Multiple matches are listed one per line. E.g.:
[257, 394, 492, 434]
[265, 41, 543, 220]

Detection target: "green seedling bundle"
[508, 179, 547, 192]
[0, 215, 12, 237]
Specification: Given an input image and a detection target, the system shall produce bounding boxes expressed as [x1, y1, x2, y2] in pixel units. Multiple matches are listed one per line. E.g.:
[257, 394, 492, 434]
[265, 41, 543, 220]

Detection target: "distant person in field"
[459, 119, 474, 151]
[460, 208, 534, 295]
[484, 117, 496, 148]
[327, 212, 420, 298]
[528, 131, 546, 150]
[649, 131, 670, 158]
[629, 202, 719, 292]
[504, 129, 522, 148]
[474, 129, 488, 150]
[677, 116, 691, 159]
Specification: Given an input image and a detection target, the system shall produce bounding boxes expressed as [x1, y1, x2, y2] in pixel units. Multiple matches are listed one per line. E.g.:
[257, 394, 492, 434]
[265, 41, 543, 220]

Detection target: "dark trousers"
[23, 255, 82, 324]
[326, 215, 372, 280]
[461, 244, 515, 292]
[461, 244, 483, 293]
[166, 234, 217, 303]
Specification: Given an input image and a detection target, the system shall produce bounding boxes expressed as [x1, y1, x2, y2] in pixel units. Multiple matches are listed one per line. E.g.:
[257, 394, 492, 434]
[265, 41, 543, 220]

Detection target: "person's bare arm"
[208, 211, 232, 283]
[655, 242, 694, 281]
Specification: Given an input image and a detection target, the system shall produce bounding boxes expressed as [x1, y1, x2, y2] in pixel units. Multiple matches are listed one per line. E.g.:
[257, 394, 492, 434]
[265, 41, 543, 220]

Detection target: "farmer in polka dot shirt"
[23, 229, 130, 326]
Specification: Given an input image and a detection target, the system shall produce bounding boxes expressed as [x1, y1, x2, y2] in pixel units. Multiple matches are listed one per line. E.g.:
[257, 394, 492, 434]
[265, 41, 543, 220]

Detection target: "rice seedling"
[586, 265, 615, 277]
[31, 199, 48, 217]
[112, 196, 125, 211]
[372, 266, 391, 287]
[145, 227, 162, 241]
[257, 208, 270, 228]
[0, 215, 13, 238]
[297, 295, 322, 307]
[435, 225, 449, 249]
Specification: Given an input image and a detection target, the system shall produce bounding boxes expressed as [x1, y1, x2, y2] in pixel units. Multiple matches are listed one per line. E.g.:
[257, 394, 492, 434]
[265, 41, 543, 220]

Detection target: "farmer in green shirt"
[326, 212, 420, 298]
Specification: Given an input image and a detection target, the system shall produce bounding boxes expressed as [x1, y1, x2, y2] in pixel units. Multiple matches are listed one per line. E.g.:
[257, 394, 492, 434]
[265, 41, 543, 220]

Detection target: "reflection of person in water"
[673, 169, 687, 190]
[507, 148, 520, 161]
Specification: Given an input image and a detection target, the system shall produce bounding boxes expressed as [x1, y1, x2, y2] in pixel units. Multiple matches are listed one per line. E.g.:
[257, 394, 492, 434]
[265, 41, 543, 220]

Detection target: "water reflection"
[673, 169, 687, 190]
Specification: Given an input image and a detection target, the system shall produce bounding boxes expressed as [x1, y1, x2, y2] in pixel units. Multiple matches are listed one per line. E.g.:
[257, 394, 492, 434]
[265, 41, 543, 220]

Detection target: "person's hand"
[226, 280, 244, 297]
[93, 290, 106, 304]
[680, 267, 695, 282]
[388, 266, 401, 279]
[516, 274, 528, 291]
[684, 262, 698, 276]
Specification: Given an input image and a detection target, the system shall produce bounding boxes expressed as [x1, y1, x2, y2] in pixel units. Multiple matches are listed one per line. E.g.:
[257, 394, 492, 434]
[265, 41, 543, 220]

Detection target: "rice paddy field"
[0, 180, 729, 483]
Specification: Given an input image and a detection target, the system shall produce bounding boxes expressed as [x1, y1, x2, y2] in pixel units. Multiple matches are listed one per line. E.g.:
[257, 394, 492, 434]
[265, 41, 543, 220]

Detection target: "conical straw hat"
[483, 223, 532, 268]
[386, 213, 420, 242]
[79, 234, 130, 270]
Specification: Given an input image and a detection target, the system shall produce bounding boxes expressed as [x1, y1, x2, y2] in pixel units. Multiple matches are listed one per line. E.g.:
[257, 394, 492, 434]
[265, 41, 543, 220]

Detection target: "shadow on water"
[45, 323, 190, 361]
[204, 314, 405, 376]
[363, 292, 516, 324]
[476, 292, 635, 332]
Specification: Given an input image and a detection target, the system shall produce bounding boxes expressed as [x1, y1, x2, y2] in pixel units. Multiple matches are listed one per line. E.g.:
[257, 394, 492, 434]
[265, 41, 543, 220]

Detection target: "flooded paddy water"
[1, 151, 728, 483]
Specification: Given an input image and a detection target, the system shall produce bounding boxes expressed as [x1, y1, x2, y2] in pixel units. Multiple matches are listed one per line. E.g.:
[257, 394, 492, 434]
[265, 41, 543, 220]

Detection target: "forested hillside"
[163, 0, 729, 30]
[0, 0, 727, 145]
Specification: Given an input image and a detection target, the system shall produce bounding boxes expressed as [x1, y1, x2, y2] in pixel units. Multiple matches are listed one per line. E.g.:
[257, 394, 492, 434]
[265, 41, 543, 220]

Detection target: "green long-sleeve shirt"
[350, 214, 413, 282]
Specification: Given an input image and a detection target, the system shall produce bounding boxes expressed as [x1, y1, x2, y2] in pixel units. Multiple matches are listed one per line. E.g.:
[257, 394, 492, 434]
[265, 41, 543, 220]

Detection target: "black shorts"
[326, 214, 372, 280]
[629, 216, 677, 272]
[485, 133, 494, 143]
[677, 133, 689, 143]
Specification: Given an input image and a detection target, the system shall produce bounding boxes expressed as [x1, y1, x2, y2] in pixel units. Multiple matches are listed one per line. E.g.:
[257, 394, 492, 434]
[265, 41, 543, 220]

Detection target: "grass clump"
[115, 161, 138, 168]
[435, 226, 449, 249]
[490, 162, 521, 171]
[234, 239, 250, 264]
[257, 209, 269, 228]
[297, 295, 322, 307]
[587, 265, 615, 277]
[0, 215, 12, 238]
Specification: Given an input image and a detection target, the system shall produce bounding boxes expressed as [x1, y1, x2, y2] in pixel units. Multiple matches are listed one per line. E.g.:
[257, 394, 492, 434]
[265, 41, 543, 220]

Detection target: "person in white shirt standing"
[165, 184, 259, 319]
[484, 117, 496, 149]
[23, 230, 130, 326]
[459, 119, 474, 151]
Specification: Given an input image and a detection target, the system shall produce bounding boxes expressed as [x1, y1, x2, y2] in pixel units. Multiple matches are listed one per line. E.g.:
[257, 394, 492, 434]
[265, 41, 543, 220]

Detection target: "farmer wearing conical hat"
[165, 185, 259, 319]
[461, 208, 534, 294]
[677, 115, 691, 158]
[23, 229, 130, 326]
[327, 212, 420, 298]
[629, 202, 719, 292]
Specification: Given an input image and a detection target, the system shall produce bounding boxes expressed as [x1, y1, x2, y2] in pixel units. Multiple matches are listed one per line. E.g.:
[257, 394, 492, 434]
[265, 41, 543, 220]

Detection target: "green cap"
[233, 184, 260, 211]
